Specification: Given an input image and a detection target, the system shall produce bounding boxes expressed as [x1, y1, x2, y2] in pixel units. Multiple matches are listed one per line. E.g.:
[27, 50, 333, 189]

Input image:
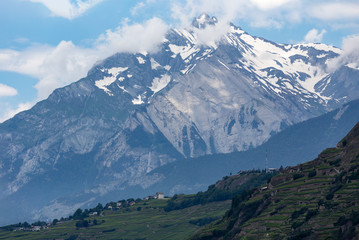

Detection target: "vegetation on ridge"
[164, 170, 278, 212]
[191, 122, 359, 240]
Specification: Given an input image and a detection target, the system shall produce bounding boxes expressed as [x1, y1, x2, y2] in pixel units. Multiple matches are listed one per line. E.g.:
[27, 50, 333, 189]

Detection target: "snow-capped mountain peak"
[192, 13, 218, 29]
[92, 15, 344, 111]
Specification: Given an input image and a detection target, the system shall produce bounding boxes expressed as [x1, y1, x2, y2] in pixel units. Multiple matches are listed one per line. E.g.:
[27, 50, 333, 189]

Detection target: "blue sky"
[0, 0, 359, 122]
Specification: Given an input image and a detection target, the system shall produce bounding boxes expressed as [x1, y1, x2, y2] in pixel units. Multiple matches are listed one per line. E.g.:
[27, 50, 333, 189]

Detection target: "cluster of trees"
[105, 198, 142, 209]
[335, 211, 359, 227]
[348, 169, 359, 181]
[68, 198, 143, 228]
[0, 221, 47, 232]
[75, 219, 100, 228]
[291, 207, 308, 220]
[70, 203, 104, 221]
[189, 217, 219, 226]
[164, 171, 278, 212]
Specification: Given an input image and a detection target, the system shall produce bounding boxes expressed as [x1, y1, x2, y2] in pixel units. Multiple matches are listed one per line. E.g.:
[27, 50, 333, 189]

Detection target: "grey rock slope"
[0, 14, 358, 225]
[148, 100, 359, 196]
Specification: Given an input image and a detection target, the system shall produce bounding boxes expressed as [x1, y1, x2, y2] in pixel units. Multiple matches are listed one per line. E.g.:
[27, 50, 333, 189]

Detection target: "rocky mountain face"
[0, 14, 358, 225]
[147, 99, 359, 196]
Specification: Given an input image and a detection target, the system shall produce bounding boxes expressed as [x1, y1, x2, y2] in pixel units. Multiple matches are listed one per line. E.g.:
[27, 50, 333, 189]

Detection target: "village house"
[144, 192, 165, 200]
[156, 192, 164, 199]
[268, 168, 278, 172]
[89, 212, 98, 216]
[31, 226, 41, 231]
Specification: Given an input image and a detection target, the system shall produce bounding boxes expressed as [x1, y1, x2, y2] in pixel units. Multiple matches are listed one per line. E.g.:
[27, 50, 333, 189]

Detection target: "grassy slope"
[192, 123, 359, 240]
[0, 199, 230, 240]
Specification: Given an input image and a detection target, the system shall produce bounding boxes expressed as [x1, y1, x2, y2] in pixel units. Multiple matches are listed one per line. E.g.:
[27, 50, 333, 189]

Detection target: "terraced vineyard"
[192, 122, 359, 239]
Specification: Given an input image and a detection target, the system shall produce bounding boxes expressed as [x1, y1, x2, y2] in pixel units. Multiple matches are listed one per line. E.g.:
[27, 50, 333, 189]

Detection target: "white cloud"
[193, 20, 232, 47]
[14, 38, 30, 44]
[170, 0, 301, 29]
[0, 83, 18, 97]
[327, 35, 359, 72]
[0, 17, 168, 103]
[304, 29, 327, 43]
[308, 3, 359, 21]
[168, 0, 359, 30]
[0, 102, 34, 123]
[250, 0, 295, 11]
[96, 17, 168, 55]
[130, 0, 159, 15]
[130, 2, 146, 15]
[28, 0, 104, 20]
[330, 22, 359, 30]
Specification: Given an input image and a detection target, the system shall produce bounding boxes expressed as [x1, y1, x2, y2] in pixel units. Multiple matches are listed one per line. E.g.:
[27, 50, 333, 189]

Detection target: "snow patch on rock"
[95, 67, 128, 96]
[132, 95, 144, 105]
[150, 58, 161, 69]
[150, 74, 171, 94]
[137, 56, 146, 64]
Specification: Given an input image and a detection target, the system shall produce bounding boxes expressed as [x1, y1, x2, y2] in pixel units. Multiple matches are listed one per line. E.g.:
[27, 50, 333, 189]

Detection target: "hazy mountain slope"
[147, 100, 359, 195]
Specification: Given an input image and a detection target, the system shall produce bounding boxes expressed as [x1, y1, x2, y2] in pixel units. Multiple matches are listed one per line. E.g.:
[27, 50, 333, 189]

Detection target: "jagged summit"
[191, 13, 218, 29]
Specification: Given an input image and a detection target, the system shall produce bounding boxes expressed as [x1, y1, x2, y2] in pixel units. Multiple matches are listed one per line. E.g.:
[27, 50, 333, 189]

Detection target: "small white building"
[116, 202, 122, 207]
[89, 212, 98, 216]
[31, 226, 41, 231]
[156, 192, 164, 199]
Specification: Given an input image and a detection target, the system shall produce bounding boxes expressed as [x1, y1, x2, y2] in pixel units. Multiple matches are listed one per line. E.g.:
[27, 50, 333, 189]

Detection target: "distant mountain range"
[0, 14, 358, 225]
